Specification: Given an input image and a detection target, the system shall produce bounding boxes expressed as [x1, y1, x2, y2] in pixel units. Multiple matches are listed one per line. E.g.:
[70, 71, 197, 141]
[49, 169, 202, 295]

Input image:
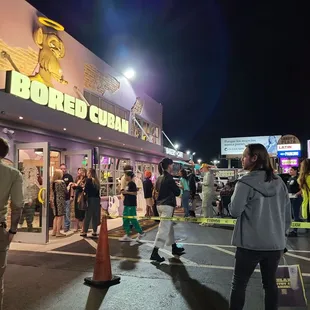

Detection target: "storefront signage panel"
[221, 135, 281, 156]
[0, 3, 163, 128]
[279, 158, 299, 167]
[277, 150, 301, 158]
[5, 71, 129, 134]
[164, 147, 184, 159]
[277, 144, 301, 151]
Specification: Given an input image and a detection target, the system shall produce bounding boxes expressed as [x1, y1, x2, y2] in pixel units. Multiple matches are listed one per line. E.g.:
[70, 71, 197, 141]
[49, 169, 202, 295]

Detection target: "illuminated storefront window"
[99, 156, 130, 197]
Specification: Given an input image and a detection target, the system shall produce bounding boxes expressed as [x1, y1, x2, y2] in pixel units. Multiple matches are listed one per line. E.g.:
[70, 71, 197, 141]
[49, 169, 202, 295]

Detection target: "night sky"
[27, 0, 310, 162]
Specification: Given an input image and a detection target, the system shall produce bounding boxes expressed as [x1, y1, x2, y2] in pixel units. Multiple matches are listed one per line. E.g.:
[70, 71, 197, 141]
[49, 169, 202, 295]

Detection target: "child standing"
[119, 172, 146, 242]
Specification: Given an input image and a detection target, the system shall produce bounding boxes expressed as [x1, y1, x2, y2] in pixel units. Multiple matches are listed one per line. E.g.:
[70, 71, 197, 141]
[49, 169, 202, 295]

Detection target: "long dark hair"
[298, 159, 310, 190]
[246, 143, 276, 182]
[158, 158, 173, 175]
[180, 168, 188, 180]
[88, 168, 100, 189]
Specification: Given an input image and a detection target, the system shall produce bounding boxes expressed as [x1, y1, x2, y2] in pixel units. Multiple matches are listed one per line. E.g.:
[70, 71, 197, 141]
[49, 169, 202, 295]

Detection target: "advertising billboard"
[277, 135, 301, 154]
[221, 135, 281, 156]
[279, 157, 299, 173]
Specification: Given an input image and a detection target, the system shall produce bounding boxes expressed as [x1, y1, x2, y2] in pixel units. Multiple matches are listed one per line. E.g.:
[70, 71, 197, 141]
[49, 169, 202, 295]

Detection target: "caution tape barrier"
[109, 215, 310, 229]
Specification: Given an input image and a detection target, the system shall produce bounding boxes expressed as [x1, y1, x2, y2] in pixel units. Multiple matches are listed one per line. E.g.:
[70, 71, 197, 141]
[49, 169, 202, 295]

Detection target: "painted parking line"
[45, 250, 310, 278]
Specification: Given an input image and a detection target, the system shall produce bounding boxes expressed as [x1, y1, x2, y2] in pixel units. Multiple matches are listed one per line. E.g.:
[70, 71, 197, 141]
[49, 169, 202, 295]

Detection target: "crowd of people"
[1, 135, 310, 309]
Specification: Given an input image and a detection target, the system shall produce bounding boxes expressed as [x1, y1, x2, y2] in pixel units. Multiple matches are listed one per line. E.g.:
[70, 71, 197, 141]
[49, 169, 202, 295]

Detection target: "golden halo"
[38, 17, 64, 31]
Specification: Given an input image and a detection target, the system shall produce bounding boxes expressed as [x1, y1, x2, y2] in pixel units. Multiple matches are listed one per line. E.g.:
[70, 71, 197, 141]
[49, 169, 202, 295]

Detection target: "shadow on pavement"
[85, 287, 109, 310]
[154, 258, 229, 310]
[118, 242, 143, 271]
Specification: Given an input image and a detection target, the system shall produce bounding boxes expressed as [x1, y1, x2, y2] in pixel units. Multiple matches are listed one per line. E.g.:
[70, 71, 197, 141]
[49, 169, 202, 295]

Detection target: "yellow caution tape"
[111, 215, 310, 229]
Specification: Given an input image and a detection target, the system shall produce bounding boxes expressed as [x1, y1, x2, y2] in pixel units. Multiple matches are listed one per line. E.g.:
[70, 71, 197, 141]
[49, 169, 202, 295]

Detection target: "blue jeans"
[182, 190, 190, 217]
[64, 200, 71, 231]
[290, 195, 302, 232]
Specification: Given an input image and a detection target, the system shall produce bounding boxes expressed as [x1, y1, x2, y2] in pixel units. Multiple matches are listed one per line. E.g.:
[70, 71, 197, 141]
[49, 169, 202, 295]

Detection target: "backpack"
[188, 174, 196, 194]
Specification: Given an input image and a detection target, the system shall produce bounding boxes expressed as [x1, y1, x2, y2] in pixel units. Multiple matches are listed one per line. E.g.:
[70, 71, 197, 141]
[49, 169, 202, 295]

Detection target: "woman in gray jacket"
[229, 143, 291, 310]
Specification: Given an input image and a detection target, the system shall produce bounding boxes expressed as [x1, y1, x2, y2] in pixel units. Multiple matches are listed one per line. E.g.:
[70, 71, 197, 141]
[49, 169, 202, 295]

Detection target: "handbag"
[77, 191, 87, 210]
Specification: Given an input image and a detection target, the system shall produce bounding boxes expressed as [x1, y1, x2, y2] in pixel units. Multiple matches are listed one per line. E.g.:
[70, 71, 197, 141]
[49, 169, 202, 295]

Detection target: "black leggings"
[230, 247, 282, 310]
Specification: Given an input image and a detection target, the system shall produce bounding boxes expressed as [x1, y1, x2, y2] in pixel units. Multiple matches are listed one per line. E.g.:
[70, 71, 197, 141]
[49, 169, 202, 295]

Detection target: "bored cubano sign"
[5, 71, 129, 134]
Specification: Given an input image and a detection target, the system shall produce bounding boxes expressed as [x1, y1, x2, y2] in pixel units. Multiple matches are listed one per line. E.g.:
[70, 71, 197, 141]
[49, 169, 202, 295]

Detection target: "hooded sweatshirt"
[229, 170, 291, 251]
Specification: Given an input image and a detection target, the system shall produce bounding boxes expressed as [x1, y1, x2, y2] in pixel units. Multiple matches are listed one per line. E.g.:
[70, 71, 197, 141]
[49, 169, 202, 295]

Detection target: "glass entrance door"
[13, 142, 50, 244]
[61, 150, 92, 181]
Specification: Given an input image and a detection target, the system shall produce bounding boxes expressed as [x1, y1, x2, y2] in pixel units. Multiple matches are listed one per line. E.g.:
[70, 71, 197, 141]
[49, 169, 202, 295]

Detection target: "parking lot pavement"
[4, 221, 310, 310]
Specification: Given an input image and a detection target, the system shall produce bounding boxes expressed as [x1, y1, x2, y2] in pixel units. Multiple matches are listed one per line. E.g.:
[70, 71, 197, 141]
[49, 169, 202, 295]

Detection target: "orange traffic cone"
[84, 213, 121, 288]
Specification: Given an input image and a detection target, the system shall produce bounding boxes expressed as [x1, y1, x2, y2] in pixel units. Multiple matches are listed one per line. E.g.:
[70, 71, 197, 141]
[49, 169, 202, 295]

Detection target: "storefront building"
[0, 0, 166, 243]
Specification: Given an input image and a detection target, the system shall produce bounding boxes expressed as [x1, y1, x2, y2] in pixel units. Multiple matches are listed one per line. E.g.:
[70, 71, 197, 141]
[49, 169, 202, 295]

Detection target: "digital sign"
[221, 135, 281, 156]
[277, 150, 301, 158]
[280, 158, 299, 167]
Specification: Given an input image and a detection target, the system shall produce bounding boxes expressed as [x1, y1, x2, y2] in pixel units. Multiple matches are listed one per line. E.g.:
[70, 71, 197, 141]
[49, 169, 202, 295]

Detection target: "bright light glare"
[174, 143, 179, 150]
[186, 151, 190, 155]
[124, 68, 135, 79]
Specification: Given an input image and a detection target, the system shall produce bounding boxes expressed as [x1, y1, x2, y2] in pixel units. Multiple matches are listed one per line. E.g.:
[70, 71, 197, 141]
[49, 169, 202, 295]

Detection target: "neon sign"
[5, 71, 129, 134]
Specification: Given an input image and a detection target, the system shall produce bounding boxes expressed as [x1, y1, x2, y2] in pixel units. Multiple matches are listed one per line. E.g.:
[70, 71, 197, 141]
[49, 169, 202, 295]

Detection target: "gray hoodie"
[229, 170, 291, 251]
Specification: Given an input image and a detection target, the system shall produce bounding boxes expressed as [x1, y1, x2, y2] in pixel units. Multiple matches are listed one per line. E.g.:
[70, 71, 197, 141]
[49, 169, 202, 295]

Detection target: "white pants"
[154, 205, 175, 248]
[202, 194, 214, 218]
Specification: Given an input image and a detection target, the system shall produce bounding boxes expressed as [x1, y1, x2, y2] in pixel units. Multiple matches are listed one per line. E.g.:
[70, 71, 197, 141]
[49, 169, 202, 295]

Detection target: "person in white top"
[200, 163, 215, 226]
[0, 138, 23, 309]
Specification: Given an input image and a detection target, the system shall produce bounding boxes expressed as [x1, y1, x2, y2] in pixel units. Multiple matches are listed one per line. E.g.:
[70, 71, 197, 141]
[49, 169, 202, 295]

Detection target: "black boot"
[172, 243, 185, 255]
[150, 247, 165, 262]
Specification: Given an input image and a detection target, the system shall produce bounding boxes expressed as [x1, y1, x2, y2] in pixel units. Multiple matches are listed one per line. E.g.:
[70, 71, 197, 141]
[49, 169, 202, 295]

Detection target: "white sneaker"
[119, 235, 132, 242]
[135, 232, 146, 241]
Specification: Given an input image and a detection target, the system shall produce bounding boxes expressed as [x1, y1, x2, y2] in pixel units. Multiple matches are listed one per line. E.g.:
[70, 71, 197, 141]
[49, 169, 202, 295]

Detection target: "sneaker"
[172, 244, 185, 255]
[119, 235, 132, 242]
[135, 232, 146, 241]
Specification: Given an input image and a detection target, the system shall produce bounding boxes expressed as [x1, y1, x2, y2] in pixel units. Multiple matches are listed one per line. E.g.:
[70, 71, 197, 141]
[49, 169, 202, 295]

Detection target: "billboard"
[279, 157, 299, 174]
[221, 135, 281, 156]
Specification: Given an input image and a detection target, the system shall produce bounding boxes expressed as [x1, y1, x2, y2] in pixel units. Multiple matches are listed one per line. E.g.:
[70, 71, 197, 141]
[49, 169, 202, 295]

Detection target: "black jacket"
[156, 172, 181, 207]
